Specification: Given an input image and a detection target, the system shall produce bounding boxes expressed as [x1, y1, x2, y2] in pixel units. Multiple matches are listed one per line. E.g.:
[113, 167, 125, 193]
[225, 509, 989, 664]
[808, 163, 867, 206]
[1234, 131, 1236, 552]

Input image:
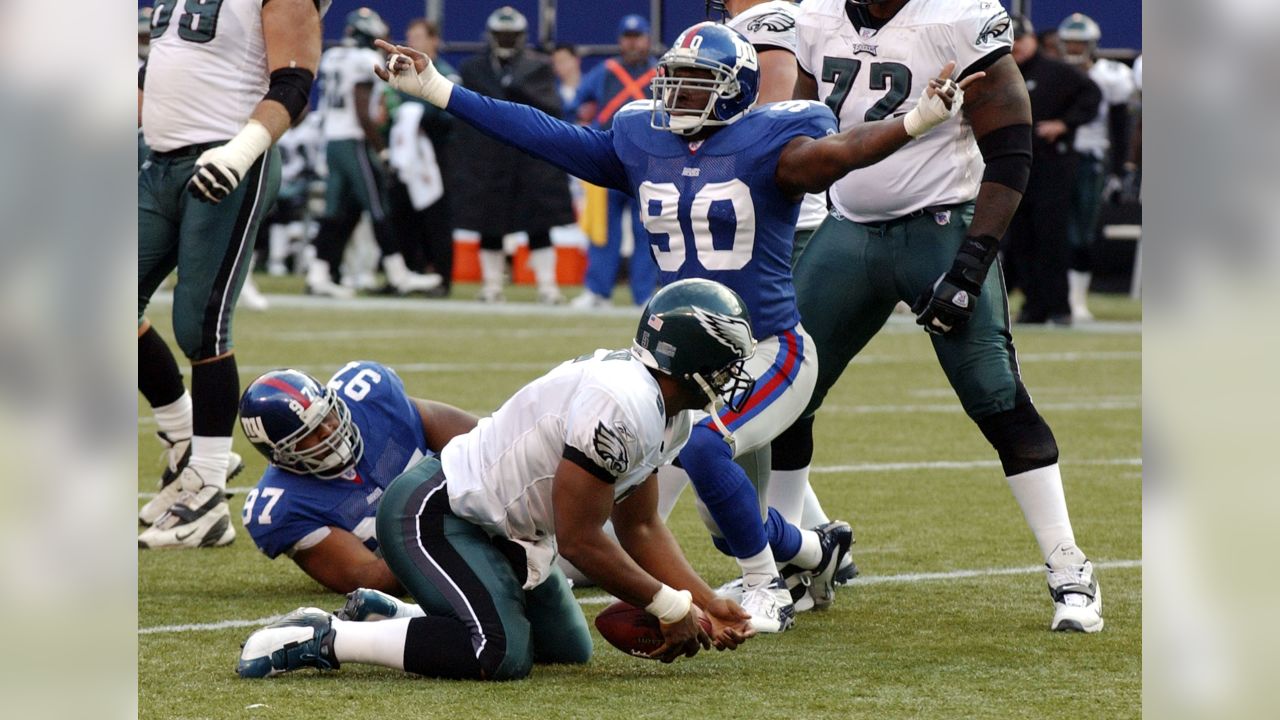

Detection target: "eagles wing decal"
[692, 306, 753, 355]
[593, 421, 634, 476]
[746, 11, 796, 34]
[977, 11, 1012, 47]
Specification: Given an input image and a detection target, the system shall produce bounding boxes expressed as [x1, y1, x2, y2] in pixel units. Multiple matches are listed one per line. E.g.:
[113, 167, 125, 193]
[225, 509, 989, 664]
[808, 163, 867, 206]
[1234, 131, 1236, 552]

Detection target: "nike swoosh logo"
[175, 528, 197, 542]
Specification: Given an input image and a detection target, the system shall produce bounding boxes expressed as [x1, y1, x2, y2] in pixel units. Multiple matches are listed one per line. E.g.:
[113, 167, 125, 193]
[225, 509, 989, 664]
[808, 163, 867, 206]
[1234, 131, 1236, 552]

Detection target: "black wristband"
[265, 67, 316, 125]
[978, 123, 1032, 193]
[948, 234, 1001, 292]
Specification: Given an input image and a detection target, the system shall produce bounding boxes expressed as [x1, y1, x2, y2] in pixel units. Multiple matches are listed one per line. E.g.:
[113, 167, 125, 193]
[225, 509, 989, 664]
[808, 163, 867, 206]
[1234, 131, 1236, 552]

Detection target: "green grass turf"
[139, 287, 1141, 719]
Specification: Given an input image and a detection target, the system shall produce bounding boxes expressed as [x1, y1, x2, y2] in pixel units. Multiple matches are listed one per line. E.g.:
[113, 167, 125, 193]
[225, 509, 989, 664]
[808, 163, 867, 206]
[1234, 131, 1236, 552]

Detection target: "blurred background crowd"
[137, 0, 1142, 324]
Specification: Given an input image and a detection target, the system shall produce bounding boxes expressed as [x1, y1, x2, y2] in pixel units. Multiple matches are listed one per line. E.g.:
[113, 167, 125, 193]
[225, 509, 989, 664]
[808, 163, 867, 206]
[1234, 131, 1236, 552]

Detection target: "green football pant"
[377, 457, 593, 680]
[138, 143, 280, 360]
[794, 203, 1024, 421]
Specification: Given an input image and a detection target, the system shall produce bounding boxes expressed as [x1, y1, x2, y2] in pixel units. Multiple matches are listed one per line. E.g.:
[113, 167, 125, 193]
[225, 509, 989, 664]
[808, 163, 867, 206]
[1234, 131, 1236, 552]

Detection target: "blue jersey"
[242, 361, 430, 559]
[445, 87, 837, 339]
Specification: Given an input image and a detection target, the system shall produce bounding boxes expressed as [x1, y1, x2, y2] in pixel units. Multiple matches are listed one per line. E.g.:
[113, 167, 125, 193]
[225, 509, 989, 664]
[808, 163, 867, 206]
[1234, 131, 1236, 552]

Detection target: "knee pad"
[975, 400, 1059, 476]
[771, 416, 815, 471]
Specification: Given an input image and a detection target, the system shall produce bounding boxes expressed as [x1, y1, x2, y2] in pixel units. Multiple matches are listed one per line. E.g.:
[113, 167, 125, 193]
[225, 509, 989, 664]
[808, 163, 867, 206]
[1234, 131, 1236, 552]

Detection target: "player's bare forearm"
[260, 0, 321, 142]
[612, 481, 718, 607]
[774, 119, 911, 196]
[412, 399, 478, 453]
[292, 529, 403, 594]
[963, 56, 1033, 239]
[968, 181, 1022, 240]
[756, 49, 798, 104]
[793, 66, 819, 101]
[552, 460, 664, 607]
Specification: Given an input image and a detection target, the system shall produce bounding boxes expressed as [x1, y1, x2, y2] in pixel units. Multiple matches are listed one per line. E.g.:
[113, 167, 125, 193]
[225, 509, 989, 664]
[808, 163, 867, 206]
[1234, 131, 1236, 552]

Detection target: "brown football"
[593, 601, 713, 659]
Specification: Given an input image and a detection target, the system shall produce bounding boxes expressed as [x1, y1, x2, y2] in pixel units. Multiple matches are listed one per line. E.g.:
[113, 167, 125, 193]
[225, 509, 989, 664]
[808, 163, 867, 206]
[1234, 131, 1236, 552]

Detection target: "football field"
[139, 284, 1141, 719]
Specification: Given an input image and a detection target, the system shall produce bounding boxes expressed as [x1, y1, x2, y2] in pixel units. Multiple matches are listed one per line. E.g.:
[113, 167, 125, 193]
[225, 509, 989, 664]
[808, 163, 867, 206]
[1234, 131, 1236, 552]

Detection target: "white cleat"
[306, 277, 355, 299]
[568, 290, 610, 310]
[739, 576, 796, 633]
[139, 451, 242, 526]
[138, 481, 235, 549]
[237, 607, 339, 678]
[537, 287, 566, 305]
[238, 278, 270, 311]
[394, 271, 443, 295]
[1046, 543, 1104, 633]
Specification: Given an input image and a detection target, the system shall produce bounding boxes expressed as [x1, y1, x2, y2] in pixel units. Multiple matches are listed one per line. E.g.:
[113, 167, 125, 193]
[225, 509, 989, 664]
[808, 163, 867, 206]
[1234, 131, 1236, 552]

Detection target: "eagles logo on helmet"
[632, 279, 757, 416]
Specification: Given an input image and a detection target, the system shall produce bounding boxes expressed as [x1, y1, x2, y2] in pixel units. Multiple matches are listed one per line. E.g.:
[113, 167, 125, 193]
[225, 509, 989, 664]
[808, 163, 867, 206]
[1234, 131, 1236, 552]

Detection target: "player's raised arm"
[373, 39, 630, 192]
[775, 63, 984, 197]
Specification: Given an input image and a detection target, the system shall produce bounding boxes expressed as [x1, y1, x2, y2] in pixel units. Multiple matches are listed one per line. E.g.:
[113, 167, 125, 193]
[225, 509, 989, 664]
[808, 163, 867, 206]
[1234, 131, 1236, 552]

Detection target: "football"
[593, 601, 713, 659]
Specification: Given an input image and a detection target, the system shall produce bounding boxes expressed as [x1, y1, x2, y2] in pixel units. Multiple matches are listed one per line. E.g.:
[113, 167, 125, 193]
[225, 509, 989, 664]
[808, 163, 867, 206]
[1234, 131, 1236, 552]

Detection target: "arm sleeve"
[951, 3, 1014, 80]
[446, 85, 630, 192]
[563, 387, 644, 485]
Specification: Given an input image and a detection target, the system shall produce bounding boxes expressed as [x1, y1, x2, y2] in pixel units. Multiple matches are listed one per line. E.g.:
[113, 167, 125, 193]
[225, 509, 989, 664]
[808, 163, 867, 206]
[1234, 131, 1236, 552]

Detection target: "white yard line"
[139, 559, 1141, 634]
[137, 458, 1140, 497]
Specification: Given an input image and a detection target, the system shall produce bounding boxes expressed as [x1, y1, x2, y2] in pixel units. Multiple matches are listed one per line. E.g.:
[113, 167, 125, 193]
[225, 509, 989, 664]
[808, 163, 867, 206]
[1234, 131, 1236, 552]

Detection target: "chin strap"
[693, 373, 737, 449]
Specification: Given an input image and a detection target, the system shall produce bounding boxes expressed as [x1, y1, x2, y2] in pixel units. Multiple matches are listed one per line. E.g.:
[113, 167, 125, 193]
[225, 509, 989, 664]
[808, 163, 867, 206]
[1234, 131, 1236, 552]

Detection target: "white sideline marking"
[137, 458, 1140, 498]
[138, 559, 1141, 634]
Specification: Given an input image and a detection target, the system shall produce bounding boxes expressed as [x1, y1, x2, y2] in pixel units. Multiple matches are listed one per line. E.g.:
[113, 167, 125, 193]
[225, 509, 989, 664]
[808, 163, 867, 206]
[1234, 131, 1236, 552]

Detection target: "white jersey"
[142, 0, 267, 152]
[796, 0, 1014, 222]
[1075, 58, 1137, 159]
[442, 349, 692, 588]
[729, 1, 828, 231]
[319, 44, 383, 141]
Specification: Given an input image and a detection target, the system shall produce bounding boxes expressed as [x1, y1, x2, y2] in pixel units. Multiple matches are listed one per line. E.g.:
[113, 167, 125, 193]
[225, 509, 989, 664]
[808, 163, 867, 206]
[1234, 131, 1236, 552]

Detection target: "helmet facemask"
[270, 388, 364, 479]
[651, 62, 741, 135]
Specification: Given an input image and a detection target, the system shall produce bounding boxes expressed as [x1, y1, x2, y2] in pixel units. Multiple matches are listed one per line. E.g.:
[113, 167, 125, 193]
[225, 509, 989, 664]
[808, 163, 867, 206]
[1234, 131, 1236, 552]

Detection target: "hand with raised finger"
[905, 61, 963, 137]
[372, 38, 455, 107]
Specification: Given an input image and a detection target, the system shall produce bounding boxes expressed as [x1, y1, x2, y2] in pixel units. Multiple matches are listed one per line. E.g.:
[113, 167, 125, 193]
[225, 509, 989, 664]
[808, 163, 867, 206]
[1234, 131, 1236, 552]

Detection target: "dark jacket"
[1019, 51, 1102, 158]
[448, 49, 575, 236]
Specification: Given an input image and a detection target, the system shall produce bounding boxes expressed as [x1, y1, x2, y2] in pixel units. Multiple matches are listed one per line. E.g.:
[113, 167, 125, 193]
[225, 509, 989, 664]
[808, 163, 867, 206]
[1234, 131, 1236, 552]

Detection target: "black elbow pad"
[978, 123, 1032, 193]
[265, 67, 316, 125]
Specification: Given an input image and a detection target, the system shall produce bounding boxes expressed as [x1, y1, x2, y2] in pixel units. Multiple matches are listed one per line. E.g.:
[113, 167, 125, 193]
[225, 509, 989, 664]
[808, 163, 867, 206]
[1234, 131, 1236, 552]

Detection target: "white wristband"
[220, 119, 273, 173]
[645, 585, 693, 625]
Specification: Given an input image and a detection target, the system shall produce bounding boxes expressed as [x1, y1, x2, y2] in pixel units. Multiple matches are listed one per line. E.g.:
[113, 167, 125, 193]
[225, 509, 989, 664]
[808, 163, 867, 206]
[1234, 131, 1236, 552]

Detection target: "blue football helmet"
[650, 22, 760, 136]
[239, 370, 363, 479]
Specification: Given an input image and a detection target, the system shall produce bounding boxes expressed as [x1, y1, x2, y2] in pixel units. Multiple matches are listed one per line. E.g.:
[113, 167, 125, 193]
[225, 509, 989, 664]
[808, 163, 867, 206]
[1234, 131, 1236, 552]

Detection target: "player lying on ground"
[236, 361, 477, 593]
[238, 279, 758, 680]
[369, 21, 981, 633]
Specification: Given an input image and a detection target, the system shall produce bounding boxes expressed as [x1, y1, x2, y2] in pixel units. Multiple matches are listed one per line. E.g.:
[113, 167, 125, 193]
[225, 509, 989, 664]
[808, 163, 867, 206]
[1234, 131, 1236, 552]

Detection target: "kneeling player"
[237, 279, 757, 680]
[237, 361, 477, 593]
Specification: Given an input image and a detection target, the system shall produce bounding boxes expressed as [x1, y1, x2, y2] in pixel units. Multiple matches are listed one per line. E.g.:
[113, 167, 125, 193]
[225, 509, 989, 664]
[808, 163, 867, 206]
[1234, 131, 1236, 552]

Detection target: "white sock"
[332, 617, 410, 669]
[307, 258, 333, 286]
[766, 468, 810, 525]
[529, 246, 558, 293]
[187, 435, 234, 490]
[1006, 463, 1076, 562]
[153, 392, 192, 440]
[479, 250, 505, 292]
[787, 529, 822, 569]
[737, 546, 779, 581]
[800, 481, 830, 527]
[656, 465, 690, 521]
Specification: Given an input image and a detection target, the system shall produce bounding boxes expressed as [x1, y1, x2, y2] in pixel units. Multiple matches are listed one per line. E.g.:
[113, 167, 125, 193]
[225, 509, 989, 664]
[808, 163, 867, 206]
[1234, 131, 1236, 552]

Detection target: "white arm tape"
[645, 584, 693, 625]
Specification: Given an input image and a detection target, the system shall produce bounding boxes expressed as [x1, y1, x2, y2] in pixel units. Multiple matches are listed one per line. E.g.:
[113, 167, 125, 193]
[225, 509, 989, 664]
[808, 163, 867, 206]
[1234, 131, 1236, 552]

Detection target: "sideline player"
[782, 0, 1103, 632]
[237, 363, 477, 593]
[370, 21, 974, 632]
[237, 279, 758, 680]
[138, 0, 324, 549]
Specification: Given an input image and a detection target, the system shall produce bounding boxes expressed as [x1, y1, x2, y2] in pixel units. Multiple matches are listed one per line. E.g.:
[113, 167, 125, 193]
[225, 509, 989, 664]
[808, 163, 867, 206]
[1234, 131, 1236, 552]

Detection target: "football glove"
[912, 234, 1000, 336]
[912, 274, 978, 336]
[186, 120, 273, 204]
